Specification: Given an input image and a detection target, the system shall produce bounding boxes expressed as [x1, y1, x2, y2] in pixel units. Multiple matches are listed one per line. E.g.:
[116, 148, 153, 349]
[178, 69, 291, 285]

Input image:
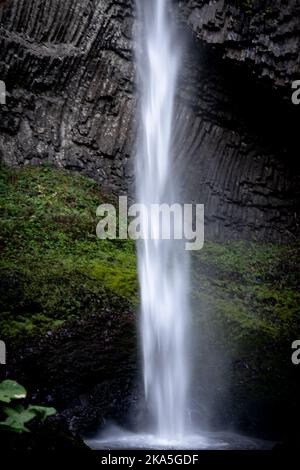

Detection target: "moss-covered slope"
[0, 165, 137, 339]
[193, 241, 300, 350]
[192, 241, 300, 435]
[0, 165, 299, 437]
[1, 163, 298, 352]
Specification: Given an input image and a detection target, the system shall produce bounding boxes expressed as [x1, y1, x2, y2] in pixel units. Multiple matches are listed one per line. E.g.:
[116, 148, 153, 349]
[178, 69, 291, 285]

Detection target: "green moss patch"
[1, 163, 299, 403]
[0, 165, 137, 340]
[193, 241, 299, 341]
[192, 241, 300, 402]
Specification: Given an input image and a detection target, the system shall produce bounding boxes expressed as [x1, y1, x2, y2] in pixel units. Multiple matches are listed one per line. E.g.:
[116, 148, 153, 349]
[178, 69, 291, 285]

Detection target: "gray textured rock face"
[178, 0, 300, 91]
[0, 0, 299, 240]
[176, 43, 299, 241]
[0, 0, 136, 193]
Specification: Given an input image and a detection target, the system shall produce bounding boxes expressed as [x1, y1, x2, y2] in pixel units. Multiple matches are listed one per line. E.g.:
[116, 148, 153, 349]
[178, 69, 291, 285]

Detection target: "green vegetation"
[1, 164, 299, 387]
[192, 241, 300, 399]
[0, 379, 26, 403]
[0, 380, 56, 433]
[0, 165, 137, 339]
[1, 163, 298, 431]
[193, 241, 299, 344]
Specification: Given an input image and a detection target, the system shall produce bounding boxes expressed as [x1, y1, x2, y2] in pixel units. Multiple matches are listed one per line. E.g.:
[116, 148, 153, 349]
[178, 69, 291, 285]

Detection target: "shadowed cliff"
[0, 0, 299, 241]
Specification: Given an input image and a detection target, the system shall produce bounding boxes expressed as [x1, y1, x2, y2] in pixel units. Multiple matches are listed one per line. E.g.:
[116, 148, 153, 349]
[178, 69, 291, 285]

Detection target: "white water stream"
[135, 0, 189, 438]
[85, 0, 273, 450]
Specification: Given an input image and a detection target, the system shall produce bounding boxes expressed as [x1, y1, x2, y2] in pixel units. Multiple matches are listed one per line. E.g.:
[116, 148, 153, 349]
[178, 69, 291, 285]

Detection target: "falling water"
[135, 0, 189, 438]
[86, 0, 276, 450]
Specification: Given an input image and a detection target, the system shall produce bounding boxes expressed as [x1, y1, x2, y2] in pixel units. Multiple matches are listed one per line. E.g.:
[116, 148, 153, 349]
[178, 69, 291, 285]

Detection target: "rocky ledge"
[178, 0, 300, 93]
[0, 0, 299, 241]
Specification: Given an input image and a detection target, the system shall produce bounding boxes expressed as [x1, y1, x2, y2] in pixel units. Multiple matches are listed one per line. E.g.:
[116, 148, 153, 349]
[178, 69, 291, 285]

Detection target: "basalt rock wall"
[0, 0, 299, 241]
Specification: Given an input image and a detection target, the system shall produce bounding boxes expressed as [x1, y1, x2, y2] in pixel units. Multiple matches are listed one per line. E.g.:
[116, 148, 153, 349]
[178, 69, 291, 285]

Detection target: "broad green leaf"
[2, 404, 25, 416]
[0, 404, 57, 433]
[28, 405, 56, 421]
[0, 380, 27, 403]
[0, 419, 30, 433]
[0, 406, 36, 433]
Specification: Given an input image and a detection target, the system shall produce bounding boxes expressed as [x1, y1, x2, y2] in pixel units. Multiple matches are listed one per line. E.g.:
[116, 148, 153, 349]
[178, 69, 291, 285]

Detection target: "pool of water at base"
[85, 426, 274, 450]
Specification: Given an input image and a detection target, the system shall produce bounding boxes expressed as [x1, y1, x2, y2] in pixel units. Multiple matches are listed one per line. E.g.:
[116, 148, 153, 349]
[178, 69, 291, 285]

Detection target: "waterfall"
[86, 1, 276, 452]
[135, 0, 190, 438]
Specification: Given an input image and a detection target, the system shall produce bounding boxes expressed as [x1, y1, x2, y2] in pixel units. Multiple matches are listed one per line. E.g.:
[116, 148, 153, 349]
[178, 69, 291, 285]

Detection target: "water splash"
[85, 2, 276, 451]
[135, 0, 190, 438]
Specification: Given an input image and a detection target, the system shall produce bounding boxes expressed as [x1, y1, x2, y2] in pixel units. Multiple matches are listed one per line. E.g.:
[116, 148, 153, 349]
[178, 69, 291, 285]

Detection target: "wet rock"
[5, 306, 138, 434]
[178, 0, 300, 92]
[0, 0, 299, 240]
[0, 420, 90, 451]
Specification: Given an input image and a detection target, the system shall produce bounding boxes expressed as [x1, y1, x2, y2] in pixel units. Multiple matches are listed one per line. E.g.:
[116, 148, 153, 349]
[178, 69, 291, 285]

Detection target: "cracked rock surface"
[0, 0, 299, 241]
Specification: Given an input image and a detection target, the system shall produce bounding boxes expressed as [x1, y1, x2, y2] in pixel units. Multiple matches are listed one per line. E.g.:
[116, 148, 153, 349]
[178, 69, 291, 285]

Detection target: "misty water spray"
[135, 0, 190, 438]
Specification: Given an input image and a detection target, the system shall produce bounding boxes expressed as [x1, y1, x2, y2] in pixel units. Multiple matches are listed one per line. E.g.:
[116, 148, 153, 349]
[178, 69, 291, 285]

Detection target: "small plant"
[0, 379, 56, 433]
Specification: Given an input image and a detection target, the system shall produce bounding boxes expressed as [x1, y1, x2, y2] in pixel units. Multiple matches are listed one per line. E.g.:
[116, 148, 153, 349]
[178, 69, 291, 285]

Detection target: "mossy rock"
[1, 164, 299, 437]
[0, 165, 137, 341]
[191, 240, 300, 434]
